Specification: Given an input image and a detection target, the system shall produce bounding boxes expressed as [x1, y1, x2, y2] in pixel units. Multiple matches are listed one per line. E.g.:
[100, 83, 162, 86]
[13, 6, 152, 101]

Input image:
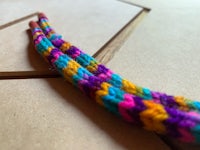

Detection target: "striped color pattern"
[38, 13, 200, 112]
[29, 16, 200, 143]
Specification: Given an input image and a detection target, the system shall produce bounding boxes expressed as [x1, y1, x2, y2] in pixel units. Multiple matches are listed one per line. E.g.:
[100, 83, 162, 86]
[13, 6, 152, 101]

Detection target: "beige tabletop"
[0, 0, 200, 149]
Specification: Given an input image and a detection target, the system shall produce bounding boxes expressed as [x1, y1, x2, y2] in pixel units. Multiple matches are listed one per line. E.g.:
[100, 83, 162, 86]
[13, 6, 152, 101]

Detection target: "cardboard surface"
[0, 0, 142, 71]
[3, 0, 200, 149]
[108, 0, 200, 101]
[0, 79, 169, 150]
[107, 0, 200, 149]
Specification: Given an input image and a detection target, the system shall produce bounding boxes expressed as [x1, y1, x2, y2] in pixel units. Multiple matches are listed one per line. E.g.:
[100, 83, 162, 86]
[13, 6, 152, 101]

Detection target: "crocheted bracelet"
[29, 14, 200, 143]
[37, 13, 200, 112]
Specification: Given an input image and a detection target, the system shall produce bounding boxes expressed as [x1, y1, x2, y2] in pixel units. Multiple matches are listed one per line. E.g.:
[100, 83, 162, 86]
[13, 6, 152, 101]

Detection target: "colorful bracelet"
[37, 13, 200, 112]
[29, 20, 200, 143]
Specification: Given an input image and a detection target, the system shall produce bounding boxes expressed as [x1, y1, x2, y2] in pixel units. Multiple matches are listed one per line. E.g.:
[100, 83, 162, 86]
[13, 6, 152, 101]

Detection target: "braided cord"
[30, 22, 200, 143]
[38, 14, 200, 112]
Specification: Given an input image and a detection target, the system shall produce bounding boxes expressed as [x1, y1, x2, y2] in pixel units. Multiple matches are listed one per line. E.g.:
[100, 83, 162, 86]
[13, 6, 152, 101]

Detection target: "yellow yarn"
[86, 61, 98, 72]
[174, 96, 189, 111]
[43, 47, 53, 57]
[95, 82, 111, 106]
[140, 101, 168, 133]
[40, 22, 47, 28]
[122, 79, 137, 94]
[63, 60, 80, 83]
[61, 42, 71, 52]
[33, 31, 43, 40]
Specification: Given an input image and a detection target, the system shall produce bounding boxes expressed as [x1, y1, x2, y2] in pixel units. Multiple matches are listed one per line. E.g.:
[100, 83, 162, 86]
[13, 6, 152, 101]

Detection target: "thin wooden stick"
[0, 71, 60, 79]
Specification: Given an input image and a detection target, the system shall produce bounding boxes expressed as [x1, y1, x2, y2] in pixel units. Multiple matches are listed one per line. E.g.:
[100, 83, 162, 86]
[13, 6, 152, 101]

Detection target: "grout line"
[0, 9, 149, 80]
[93, 9, 149, 64]
[0, 12, 39, 30]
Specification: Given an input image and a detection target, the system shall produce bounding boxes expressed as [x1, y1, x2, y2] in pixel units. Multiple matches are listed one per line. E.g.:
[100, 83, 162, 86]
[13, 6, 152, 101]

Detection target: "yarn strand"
[29, 20, 200, 143]
[37, 13, 200, 112]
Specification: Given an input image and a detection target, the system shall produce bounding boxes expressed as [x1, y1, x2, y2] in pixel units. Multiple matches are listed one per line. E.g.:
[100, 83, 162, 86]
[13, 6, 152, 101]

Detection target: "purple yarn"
[66, 46, 80, 59]
[94, 64, 110, 75]
[47, 48, 62, 64]
[52, 39, 64, 48]
[128, 96, 146, 125]
[160, 94, 178, 108]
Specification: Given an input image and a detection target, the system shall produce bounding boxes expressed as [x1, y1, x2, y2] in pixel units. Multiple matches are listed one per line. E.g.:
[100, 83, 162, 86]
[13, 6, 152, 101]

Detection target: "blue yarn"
[193, 101, 200, 110]
[54, 55, 70, 73]
[109, 74, 122, 89]
[102, 94, 120, 115]
[76, 53, 91, 67]
[36, 40, 48, 54]
[72, 74, 82, 86]
[143, 88, 152, 99]
[77, 67, 93, 78]
[192, 125, 200, 143]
